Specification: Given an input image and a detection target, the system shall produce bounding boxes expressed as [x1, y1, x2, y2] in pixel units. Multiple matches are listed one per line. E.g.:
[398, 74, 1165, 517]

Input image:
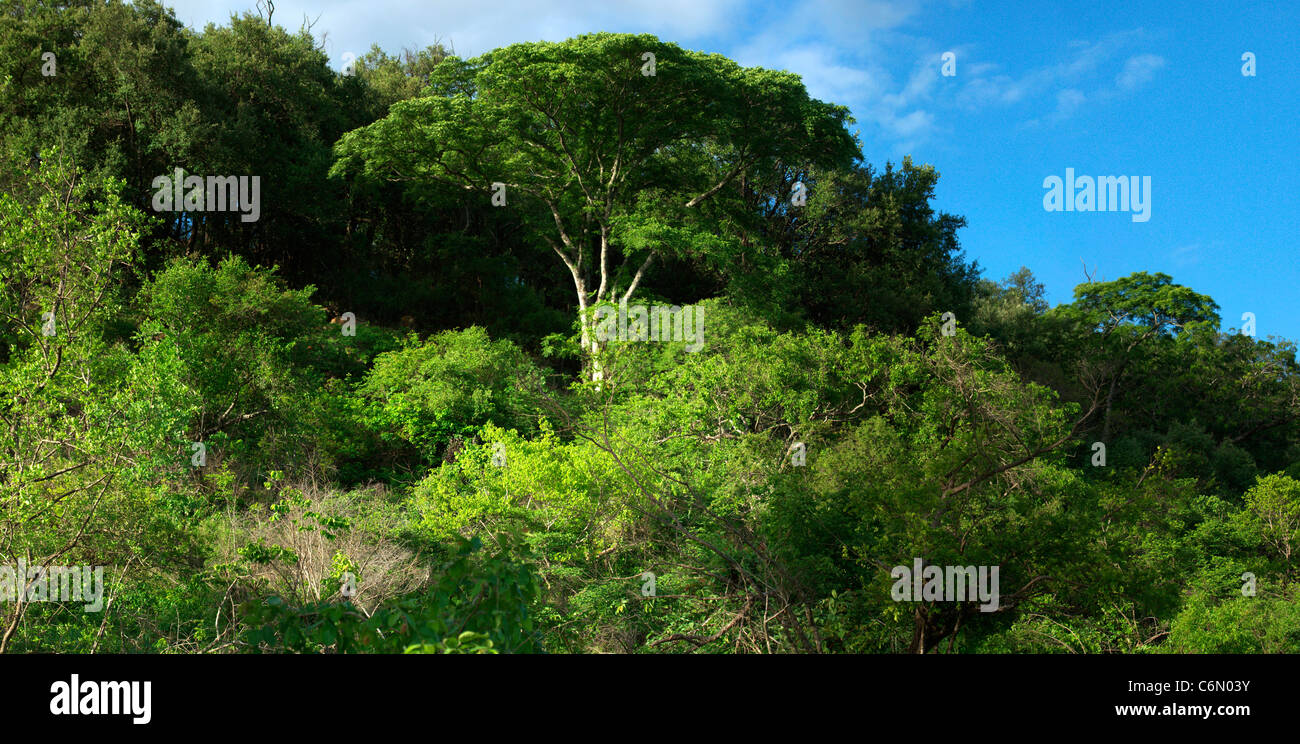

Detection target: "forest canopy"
[2, 0, 1298, 654]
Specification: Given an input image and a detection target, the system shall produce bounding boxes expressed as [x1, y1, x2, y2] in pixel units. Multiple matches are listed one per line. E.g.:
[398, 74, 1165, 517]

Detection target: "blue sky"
[166, 0, 1299, 343]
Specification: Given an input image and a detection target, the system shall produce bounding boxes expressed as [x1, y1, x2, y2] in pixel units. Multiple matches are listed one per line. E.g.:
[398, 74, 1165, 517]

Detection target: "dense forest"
[3, 0, 1299, 654]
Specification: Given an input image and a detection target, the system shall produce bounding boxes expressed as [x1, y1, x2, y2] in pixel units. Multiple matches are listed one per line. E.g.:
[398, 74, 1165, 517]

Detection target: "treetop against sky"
[159, 0, 1298, 346]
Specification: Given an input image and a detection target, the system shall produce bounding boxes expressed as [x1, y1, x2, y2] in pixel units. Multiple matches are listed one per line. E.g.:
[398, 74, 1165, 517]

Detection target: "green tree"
[357, 327, 547, 465]
[332, 32, 858, 377]
[0, 153, 193, 652]
[1051, 271, 1220, 441]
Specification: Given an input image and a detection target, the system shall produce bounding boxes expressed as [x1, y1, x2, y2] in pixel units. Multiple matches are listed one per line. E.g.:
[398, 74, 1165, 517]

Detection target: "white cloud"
[1169, 242, 1213, 267]
[728, 1, 943, 155]
[162, 1, 1163, 153]
[166, 0, 747, 61]
[1116, 54, 1167, 91]
[959, 30, 1165, 128]
[1053, 88, 1086, 119]
[959, 30, 1138, 109]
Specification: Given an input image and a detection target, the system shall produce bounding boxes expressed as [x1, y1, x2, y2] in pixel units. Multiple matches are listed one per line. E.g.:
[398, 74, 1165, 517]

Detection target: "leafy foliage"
[2, 9, 1297, 655]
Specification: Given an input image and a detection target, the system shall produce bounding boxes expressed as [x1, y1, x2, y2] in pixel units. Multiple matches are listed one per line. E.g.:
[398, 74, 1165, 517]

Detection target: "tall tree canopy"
[331, 32, 859, 372]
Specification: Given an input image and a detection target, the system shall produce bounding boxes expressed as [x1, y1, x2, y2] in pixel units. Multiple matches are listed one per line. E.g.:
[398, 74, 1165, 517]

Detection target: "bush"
[357, 327, 547, 465]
